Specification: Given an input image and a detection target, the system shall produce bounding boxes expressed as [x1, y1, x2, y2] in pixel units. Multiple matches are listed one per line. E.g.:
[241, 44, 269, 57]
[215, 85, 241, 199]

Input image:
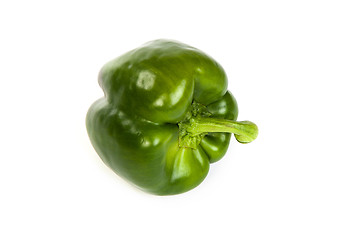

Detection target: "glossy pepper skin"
[86, 39, 258, 195]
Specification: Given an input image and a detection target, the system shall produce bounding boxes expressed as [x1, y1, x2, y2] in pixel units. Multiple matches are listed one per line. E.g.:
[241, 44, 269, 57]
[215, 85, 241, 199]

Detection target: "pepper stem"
[186, 117, 258, 144]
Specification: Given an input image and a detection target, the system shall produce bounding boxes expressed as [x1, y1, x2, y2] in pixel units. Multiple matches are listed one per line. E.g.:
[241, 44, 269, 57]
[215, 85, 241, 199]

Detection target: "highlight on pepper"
[86, 39, 258, 195]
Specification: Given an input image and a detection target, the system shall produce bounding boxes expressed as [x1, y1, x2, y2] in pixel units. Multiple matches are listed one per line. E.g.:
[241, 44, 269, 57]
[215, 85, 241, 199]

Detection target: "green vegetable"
[86, 39, 258, 195]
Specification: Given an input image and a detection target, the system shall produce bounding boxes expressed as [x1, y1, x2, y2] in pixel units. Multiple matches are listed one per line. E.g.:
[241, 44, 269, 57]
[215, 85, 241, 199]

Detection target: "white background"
[1, 0, 359, 239]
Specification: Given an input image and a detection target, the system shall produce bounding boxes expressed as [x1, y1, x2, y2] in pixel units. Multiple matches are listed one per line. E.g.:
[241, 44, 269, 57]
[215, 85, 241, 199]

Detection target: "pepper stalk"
[178, 114, 258, 149]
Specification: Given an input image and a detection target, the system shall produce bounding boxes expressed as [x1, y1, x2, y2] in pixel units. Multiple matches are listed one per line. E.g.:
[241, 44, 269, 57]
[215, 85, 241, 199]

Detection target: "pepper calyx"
[178, 102, 258, 149]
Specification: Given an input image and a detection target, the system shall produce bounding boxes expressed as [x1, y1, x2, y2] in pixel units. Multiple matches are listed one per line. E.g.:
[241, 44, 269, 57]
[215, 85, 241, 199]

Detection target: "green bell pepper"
[86, 39, 258, 195]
